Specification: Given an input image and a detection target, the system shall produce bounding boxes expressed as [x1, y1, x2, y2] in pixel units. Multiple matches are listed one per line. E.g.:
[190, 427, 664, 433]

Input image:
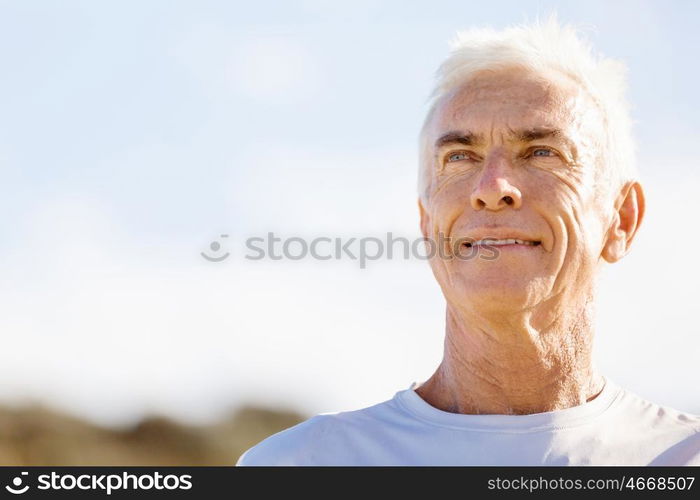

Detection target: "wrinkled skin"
[416, 67, 645, 415]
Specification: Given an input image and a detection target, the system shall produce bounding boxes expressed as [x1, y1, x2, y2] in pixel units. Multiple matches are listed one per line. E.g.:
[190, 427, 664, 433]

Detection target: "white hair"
[418, 15, 638, 203]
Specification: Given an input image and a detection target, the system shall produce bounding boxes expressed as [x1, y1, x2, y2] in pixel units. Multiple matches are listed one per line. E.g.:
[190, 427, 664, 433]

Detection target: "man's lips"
[456, 227, 544, 249]
[462, 238, 542, 248]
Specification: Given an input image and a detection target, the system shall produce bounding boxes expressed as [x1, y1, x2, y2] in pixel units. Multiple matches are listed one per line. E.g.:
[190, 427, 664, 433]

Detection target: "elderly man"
[237, 19, 700, 466]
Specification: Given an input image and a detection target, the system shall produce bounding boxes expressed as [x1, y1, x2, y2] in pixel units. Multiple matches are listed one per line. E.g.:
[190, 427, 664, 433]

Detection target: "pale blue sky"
[1, 1, 698, 425]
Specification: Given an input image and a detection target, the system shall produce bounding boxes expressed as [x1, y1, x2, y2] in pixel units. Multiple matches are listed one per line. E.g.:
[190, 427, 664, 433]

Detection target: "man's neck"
[415, 293, 604, 415]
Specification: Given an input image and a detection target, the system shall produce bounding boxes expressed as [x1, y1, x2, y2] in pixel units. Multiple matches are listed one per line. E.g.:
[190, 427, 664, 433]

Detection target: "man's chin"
[446, 276, 542, 311]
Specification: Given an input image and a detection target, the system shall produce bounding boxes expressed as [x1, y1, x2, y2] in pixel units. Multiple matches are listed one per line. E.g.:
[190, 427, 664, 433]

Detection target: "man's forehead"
[428, 69, 594, 144]
[441, 66, 581, 106]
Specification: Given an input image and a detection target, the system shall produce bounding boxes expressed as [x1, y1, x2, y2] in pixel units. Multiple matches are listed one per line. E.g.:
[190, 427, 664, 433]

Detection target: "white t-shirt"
[236, 378, 700, 466]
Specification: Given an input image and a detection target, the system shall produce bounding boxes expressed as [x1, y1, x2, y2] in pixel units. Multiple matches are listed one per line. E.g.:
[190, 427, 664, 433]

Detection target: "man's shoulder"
[615, 385, 700, 431]
[236, 396, 401, 466]
[235, 413, 336, 466]
[612, 384, 700, 464]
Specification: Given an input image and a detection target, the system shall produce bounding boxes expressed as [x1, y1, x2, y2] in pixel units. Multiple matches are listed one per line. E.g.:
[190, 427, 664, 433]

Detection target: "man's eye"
[531, 148, 557, 157]
[447, 152, 469, 162]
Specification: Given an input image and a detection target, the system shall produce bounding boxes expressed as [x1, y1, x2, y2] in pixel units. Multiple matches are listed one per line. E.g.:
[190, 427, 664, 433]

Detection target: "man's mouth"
[464, 238, 542, 248]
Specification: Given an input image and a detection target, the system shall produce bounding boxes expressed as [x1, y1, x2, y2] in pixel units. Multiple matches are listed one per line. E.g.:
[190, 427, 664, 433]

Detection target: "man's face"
[420, 67, 613, 314]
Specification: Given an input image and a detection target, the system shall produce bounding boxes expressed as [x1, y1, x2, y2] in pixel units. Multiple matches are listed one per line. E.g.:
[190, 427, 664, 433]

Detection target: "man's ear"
[601, 181, 646, 263]
[418, 198, 430, 240]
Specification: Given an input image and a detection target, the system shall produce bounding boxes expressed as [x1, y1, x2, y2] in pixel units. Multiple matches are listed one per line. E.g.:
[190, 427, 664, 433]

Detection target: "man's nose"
[469, 156, 522, 211]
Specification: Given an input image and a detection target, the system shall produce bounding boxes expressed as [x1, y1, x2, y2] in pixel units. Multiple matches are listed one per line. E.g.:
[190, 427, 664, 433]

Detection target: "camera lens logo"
[5, 472, 29, 494]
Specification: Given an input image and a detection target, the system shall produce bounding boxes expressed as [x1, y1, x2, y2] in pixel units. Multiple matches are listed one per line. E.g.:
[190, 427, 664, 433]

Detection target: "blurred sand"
[0, 405, 304, 465]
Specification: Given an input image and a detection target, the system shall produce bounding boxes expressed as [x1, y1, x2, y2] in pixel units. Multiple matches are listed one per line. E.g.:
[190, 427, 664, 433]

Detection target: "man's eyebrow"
[434, 131, 484, 149]
[512, 127, 570, 145]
